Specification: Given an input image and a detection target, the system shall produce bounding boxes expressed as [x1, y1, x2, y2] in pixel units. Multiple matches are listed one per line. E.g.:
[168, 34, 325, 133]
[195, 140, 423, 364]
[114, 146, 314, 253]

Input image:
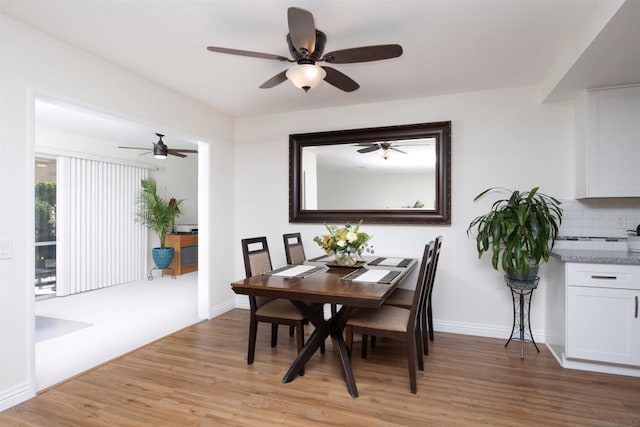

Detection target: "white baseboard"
[209, 298, 236, 319]
[546, 343, 640, 377]
[0, 381, 34, 412]
[434, 319, 547, 343]
[234, 295, 250, 310]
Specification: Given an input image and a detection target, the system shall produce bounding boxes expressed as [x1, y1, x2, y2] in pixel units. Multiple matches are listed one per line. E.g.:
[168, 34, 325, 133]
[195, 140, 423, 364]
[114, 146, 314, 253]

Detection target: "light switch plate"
[0, 239, 13, 259]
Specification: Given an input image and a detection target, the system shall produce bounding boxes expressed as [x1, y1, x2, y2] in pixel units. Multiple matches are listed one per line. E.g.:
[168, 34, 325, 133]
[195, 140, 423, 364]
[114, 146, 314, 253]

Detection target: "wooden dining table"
[230, 256, 417, 397]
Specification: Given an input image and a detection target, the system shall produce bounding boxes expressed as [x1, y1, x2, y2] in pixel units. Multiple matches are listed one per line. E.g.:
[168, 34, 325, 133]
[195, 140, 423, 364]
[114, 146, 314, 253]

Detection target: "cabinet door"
[567, 286, 640, 365]
[576, 86, 640, 198]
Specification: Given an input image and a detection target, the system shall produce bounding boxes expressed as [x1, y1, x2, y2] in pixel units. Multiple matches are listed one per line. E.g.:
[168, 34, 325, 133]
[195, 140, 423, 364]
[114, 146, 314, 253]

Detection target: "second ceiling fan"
[118, 133, 197, 159]
[206, 7, 403, 92]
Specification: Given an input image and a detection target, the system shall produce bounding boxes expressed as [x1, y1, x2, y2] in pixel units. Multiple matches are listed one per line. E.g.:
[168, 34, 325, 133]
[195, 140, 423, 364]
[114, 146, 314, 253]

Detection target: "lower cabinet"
[566, 263, 640, 367]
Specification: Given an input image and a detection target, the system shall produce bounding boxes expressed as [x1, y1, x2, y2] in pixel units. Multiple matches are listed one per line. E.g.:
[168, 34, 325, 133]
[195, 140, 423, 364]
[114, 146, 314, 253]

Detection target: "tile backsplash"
[555, 198, 640, 250]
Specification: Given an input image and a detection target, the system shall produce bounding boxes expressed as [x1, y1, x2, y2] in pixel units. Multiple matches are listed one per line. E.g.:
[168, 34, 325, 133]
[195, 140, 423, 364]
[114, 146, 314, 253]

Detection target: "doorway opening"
[32, 96, 209, 390]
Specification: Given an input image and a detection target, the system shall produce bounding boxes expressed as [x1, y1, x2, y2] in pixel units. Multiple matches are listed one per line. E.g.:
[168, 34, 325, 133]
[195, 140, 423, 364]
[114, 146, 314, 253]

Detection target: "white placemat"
[350, 269, 392, 283]
[272, 264, 319, 277]
[375, 257, 405, 266]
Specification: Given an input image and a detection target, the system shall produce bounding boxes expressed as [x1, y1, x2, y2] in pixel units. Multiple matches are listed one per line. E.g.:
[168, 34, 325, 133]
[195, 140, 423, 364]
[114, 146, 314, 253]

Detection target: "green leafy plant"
[136, 178, 183, 248]
[402, 200, 425, 208]
[467, 187, 563, 276]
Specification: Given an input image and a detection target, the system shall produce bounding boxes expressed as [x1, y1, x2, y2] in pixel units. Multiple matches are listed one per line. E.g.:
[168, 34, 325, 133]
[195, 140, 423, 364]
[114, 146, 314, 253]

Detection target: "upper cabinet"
[575, 85, 640, 198]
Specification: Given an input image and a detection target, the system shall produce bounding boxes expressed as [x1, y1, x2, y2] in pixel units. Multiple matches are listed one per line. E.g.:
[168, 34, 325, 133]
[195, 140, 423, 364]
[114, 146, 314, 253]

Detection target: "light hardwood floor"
[2, 309, 639, 426]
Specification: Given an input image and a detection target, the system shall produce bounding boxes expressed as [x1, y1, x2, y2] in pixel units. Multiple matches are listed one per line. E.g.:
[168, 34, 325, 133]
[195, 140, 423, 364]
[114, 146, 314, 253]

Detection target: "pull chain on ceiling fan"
[118, 133, 198, 159]
[206, 7, 403, 92]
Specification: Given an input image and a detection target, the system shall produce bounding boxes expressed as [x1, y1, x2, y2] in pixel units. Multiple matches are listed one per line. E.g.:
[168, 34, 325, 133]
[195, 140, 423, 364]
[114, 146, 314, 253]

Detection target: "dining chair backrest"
[421, 235, 441, 303]
[241, 236, 273, 277]
[430, 235, 443, 288]
[409, 241, 435, 333]
[241, 236, 274, 309]
[283, 232, 306, 265]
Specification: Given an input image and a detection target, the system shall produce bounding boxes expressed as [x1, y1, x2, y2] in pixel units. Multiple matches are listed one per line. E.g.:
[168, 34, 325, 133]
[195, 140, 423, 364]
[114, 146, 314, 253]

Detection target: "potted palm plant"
[467, 187, 563, 280]
[137, 178, 183, 269]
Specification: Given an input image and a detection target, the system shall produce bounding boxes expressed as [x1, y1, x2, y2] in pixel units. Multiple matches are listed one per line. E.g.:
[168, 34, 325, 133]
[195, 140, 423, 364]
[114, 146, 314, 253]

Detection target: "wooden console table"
[164, 233, 198, 275]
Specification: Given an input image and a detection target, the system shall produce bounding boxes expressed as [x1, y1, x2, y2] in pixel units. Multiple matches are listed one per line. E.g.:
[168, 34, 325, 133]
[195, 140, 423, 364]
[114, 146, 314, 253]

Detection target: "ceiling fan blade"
[207, 46, 292, 62]
[391, 147, 408, 154]
[321, 44, 403, 64]
[288, 7, 316, 54]
[321, 66, 359, 92]
[169, 149, 198, 154]
[118, 146, 149, 150]
[167, 151, 187, 158]
[259, 70, 288, 89]
[357, 146, 380, 153]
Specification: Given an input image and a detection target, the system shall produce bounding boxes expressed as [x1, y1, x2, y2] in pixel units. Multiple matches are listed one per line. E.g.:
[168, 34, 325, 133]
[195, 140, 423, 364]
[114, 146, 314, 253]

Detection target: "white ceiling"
[3, 0, 638, 149]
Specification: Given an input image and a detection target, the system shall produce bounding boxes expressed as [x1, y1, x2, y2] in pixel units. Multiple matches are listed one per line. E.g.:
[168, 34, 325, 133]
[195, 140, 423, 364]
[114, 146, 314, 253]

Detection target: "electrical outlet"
[616, 216, 625, 228]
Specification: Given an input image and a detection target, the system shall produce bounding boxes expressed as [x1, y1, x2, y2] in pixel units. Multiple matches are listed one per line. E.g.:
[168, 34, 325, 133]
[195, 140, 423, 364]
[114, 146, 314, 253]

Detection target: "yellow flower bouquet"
[314, 220, 372, 266]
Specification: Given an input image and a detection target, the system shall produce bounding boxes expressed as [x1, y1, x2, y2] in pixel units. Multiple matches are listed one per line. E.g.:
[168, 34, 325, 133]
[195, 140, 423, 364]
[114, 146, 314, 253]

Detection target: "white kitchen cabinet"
[575, 85, 640, 198]
[566, 263, 640, 366]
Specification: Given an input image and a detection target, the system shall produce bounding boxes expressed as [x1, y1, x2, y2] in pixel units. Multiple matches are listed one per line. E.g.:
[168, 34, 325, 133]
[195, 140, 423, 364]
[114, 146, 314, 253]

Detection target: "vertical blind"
[56, 157, 148, 296]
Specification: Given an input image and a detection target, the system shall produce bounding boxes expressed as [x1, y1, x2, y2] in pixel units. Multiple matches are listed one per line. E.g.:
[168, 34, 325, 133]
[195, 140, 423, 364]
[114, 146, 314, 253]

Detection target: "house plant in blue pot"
[137, 178, 183, 270]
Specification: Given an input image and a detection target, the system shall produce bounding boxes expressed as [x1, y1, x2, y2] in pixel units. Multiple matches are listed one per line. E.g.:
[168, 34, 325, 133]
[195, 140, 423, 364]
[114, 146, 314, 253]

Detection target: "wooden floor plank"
[1, 309, 639, 426]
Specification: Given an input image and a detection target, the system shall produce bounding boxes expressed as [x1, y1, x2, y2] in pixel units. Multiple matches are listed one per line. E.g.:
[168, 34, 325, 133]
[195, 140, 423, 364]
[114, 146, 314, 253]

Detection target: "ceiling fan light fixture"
[286, 64, 326, 92]
[153, 145, 168, 159]
[379, 148, 394, 159]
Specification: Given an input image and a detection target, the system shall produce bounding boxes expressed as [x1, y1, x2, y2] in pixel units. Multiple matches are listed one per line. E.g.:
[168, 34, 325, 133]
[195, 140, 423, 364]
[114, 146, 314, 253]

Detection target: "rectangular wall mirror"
[289, 121, 451, 224]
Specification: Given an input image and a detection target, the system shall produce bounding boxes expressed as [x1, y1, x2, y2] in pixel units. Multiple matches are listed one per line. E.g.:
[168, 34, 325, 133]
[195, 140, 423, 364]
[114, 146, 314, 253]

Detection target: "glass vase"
[333, 250, 358, 266]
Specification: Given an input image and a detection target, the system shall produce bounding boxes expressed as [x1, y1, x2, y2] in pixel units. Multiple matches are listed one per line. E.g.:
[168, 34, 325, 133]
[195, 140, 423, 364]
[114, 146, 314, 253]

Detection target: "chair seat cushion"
[347, 305, 410, 332]
[256, 299, 305, 320]
[384, 288, 414, 308]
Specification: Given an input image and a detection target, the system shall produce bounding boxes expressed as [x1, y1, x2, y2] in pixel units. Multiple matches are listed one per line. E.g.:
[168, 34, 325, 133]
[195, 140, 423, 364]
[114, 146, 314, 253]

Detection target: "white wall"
[318, 170, 434, 210]
[0, 15, 236, 410]
[235, 85, 574, 340]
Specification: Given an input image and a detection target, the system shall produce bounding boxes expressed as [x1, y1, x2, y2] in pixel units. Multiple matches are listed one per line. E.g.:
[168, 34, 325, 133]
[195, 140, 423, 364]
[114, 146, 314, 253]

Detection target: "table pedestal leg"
[283, 301, 359, 397]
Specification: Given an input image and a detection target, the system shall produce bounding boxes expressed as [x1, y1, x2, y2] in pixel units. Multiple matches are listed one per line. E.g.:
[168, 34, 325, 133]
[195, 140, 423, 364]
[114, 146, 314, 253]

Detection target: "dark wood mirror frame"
[289, 121, 451, 224]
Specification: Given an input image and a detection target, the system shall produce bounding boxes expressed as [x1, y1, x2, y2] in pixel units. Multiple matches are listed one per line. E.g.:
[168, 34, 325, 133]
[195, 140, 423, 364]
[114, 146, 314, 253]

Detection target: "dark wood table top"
[230, 257, 417, 307]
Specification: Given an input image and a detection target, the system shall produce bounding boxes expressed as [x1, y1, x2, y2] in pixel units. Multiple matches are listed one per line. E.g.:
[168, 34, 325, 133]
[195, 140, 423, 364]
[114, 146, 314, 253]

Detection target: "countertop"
[551, 249, 640, 265]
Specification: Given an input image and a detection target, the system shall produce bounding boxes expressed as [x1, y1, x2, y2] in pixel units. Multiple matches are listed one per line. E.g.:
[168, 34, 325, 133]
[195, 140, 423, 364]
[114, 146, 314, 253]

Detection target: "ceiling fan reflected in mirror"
[206, 7, 403, 92]
[118, 133, 198, 159]
[356, 142, 407, 159]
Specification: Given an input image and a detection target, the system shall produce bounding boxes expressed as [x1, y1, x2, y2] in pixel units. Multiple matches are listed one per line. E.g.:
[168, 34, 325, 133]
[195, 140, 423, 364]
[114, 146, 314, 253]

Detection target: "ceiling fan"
[118, 133, 197, 159]
[356, 142, 408, 159]
[206, 7, 403, 92]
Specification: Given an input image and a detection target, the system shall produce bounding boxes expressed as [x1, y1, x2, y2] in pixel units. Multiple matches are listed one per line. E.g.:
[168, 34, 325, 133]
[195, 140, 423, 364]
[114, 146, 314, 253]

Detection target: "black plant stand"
[504, 275, 540, 359]
[148, 266, 176, 281]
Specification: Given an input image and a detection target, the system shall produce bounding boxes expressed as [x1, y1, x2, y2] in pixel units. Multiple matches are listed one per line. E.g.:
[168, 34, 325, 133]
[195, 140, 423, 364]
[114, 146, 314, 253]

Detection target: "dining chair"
[283, 232, 337, 317]
[283, 232, 306, 265]
[426, 236, 443, 342]
[345, 241, 435, 394]
[382, 235, 442, 354]
[241, 236, 306, 365]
